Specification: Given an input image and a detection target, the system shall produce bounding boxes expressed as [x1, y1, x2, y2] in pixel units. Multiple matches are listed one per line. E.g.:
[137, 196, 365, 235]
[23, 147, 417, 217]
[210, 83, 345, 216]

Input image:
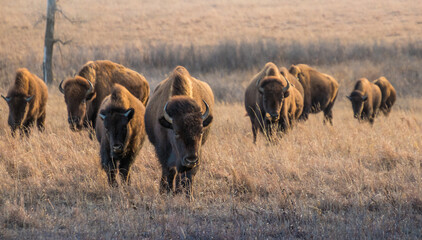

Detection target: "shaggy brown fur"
[244, 62, 303, 143]
[60, 60, 149, 131]
[2, 68, 48, 136]
[279, 66, 304, 98]
[289, 64, 339, 125]
[95, 84, 146, 186]
[347, 78, 382, 124]
[372, 77, 396, 116]
[144, 66, 214, 200]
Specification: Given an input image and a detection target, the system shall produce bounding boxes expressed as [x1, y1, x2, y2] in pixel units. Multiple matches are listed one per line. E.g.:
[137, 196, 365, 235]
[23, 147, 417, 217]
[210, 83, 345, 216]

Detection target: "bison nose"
[183, 155, 199, 167]
[112, 144, 123, 153]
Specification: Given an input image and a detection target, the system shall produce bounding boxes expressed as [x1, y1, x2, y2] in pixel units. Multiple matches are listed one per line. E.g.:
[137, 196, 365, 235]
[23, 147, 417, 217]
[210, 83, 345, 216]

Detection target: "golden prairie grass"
[0, 91, 421, 238]
[1, 0, 422, 238]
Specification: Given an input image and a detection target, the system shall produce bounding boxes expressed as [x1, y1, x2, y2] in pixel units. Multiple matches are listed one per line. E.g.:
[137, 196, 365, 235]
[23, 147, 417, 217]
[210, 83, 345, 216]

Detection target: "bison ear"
[202, 114, 213, 128]
[99, 110, 107, 121]
[124, 108, 135, 121]
[159, 116, 173, 129]
[284, 90, 290, 98]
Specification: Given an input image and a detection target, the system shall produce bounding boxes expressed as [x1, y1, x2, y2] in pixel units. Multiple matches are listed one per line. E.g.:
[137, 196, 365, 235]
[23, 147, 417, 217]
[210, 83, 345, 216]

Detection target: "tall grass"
[2, 39, 422, 100]
[0, 94, 421, 239]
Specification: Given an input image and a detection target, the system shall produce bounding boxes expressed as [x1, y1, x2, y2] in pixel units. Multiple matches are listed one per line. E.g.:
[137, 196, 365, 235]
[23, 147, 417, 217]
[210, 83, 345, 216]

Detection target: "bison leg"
[299, 107, 310, 121]
[323, 108, 333, 125]
[118, 159, 133, 185]
[252, 124, 258, 144]
[248, 116, 259, 144]
[176, 171, 194, 200]
[22, 122, 34, 137]
[104, 164, 118, 187]
[323, 102, 335, 126]
[101, 147, 118, 187]
[160, 167, 177, 194]
[37, 114, 46, 132]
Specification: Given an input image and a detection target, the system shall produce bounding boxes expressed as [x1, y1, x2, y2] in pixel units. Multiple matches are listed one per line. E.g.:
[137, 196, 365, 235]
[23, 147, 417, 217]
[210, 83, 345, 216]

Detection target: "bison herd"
[1, 60, 396, 199]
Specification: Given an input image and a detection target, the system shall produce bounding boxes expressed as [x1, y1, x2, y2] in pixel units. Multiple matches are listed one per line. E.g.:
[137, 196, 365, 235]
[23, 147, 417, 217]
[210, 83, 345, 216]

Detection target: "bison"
[347, 78, 382, 124]
[96, 84, 146, 186]
[289, 64, 339, 125]
[59, 60, 149, 132]
[1, 68, 48, 136]
[145, 66, 214, 199]
[372, 77, 396, 116]
[279, 66, 304, 99]
[245, 62, 303, 143]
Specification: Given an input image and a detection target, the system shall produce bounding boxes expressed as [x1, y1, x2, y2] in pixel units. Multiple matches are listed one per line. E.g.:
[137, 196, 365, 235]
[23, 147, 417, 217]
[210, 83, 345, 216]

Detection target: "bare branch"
[34, 15, 47, 27]
[56, 7, 85, 24]
[53, 39, 72, 45]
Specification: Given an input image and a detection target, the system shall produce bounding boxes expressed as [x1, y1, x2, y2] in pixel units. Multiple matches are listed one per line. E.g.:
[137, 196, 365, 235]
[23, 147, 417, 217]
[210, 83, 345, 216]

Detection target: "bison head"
[158, 96, 213, 168]
[257, 76, 290, 122]
[59, 76, 95, 131]
[99, 108, 135, 158]
[347, 92, 368, 119]
[289, 65, 302, 78]
[2, 93, 34, 133]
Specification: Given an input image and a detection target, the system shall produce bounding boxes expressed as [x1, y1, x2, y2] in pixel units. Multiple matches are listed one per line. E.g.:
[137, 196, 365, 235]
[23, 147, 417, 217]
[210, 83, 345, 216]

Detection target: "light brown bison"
[96, 84, 146, 186]
[59, 60, 149, 131]
[245, 62, 303, 143]
[289, 64, 339, 124]
[2, 68, 48, 136]
[372, 77, 396, 116]
[279, 66, 304, 99]
[347, 78, 382, 124]
[145, 66, 214, 199]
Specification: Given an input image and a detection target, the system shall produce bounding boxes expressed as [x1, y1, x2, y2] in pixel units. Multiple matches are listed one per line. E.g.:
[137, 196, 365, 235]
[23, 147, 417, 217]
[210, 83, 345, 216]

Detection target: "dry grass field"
[1, 0, 422, 239]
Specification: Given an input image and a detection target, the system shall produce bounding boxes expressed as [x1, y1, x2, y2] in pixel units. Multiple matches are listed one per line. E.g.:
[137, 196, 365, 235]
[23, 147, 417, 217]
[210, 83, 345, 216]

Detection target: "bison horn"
[202, 100, 210, 120]
[346, 95, 352, 101]
[99, 113, 106, 120]
[362, 95, 368, 101]
[59, 79, 65, 94]
[2, 95, 11, 102]
[84, 79, 94, 98]
[25, 95, 34, 102]
[282, 76, 291, 93]
[163, 102, 173, 124]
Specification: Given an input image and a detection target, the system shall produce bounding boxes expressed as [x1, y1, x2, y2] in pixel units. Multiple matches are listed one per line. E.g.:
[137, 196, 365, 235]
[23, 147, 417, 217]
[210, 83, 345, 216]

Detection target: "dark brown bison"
[96, 84, 146, 186]
[289, 64, 339, 124]
[245, 62, 303, 143]
[59, 60, 149, 131]
[347, 78, 382, 124]
[372, 77, 396, 116]
[1, 68, 48, 136]
[145, 66, 214, 199]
